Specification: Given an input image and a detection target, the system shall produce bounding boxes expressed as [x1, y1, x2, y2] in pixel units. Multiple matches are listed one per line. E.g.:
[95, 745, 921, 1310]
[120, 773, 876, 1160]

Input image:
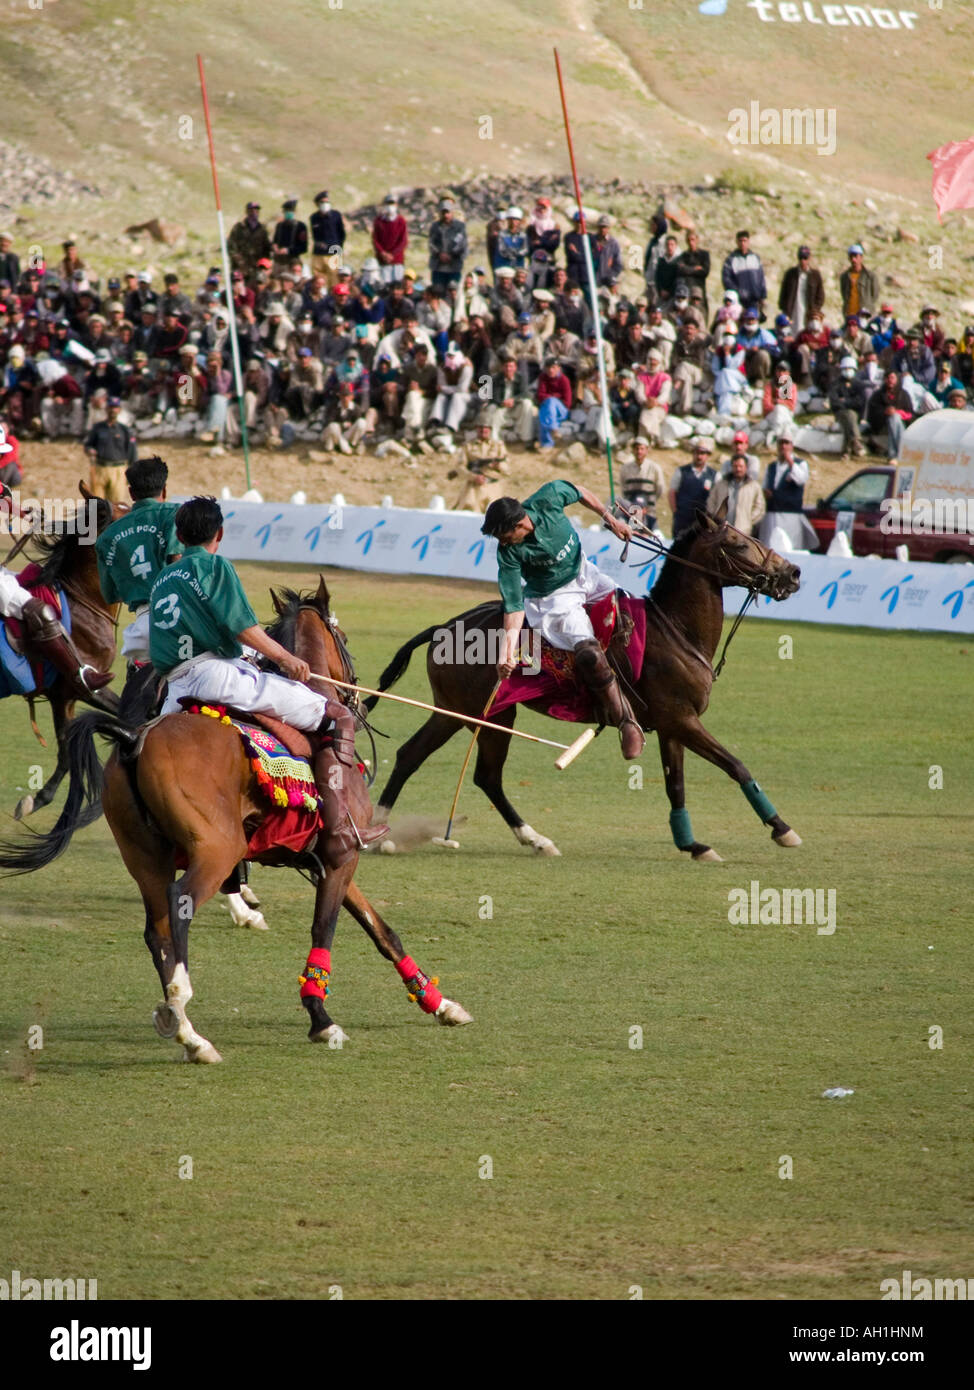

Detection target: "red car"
[804, 466, 974, 562]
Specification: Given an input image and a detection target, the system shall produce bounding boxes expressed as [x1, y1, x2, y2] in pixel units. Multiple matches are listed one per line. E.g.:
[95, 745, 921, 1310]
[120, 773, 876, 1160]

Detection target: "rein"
[297, 603, 379, 785]
[63, 580, 120, 629]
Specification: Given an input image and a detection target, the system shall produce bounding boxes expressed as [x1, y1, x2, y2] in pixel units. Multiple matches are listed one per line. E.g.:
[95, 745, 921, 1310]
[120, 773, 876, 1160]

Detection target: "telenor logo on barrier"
[942, 578, 974, 620]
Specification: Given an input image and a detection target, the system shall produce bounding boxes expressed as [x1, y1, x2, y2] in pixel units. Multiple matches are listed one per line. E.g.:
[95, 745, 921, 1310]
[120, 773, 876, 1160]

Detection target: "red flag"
[928, 138, 974, 221]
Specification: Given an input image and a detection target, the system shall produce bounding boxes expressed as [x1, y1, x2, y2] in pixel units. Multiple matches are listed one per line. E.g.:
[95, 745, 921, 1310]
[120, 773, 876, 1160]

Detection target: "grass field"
[1, 565, 972, 1300]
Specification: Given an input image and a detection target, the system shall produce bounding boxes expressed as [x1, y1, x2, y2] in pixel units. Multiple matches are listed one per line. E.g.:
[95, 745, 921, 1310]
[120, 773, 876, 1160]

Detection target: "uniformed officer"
[452, 413, 510, 513]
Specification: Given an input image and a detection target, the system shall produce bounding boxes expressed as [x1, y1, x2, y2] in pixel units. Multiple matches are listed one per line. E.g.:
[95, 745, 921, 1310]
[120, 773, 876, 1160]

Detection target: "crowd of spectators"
[2, 193, 973, 504]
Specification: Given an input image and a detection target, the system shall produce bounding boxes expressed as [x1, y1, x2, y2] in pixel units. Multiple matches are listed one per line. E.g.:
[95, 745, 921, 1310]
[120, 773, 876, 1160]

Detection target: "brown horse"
[0, 578, 472, 1061]
[368, 509, 803, 862]
[4, 485, 123, 821]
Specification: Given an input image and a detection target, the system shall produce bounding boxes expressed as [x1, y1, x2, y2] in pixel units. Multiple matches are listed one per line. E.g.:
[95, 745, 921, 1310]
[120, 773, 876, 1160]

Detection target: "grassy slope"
[0, 566, 971, 1299]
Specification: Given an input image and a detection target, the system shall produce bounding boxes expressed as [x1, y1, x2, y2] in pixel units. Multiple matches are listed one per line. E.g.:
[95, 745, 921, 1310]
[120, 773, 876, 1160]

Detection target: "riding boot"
[313, 699, 389, 867]
[20, 596, 115, 701]
[573, 638, 645, 759]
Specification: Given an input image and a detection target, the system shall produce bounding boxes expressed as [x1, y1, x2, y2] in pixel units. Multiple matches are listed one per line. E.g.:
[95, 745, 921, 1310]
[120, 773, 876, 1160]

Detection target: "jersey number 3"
[154, 592, 181, 629]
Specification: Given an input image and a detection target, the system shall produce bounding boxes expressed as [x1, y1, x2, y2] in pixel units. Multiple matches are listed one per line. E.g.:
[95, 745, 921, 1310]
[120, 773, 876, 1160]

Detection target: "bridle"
[298, 602, 381, 783]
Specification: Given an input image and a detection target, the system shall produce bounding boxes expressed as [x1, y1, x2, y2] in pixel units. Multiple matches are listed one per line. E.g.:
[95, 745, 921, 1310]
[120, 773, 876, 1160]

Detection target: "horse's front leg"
[678, 717, 802, 850]
[658, 731, 723, 862]
[303, 860, 356, 1045]
[342, 880, 473, 1027]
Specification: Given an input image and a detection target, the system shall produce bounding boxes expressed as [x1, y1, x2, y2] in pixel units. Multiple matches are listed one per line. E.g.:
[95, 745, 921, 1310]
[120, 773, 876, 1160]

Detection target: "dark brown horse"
[4, 485, 123, 821]
[368, 509, 803, 861]
[0, 578, 471, 1061]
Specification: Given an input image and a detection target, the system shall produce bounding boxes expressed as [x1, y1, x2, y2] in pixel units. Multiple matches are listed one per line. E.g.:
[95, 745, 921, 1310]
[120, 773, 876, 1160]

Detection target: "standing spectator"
[759, 433, 816, 547]
[778, 245, 825, 335]
[526, 197, 560, 290]
[654, 233, 682, 305]
[124, 269, 157, 324]
[372, 194, 408, 285]
[271, 198, 308, 272]
[58, 239, 85, 288]
[564, 212, 594, 293]
[536, 356, 573, 447]
[674, 229, 711, 317]
[668, 437, 717, 536]
[84, 397, 137, 500]
[494, 208, 528, 275]
[594, 216, 622, 289]
[228, 202, 272, 284]
[0, 232, 20, 290]
[839, 244, 879, 320]
[866, 369, 914, 459]
[828, 356, 868, 457]
[634, 348, 671, 445]
[721, 230, 767, 317]
[708, 452, 766, 535]
[428, 197, 468, 290]
[310, 190, 345, 287]
[642, 211, 669, 307]
[619, 437, 666, 530]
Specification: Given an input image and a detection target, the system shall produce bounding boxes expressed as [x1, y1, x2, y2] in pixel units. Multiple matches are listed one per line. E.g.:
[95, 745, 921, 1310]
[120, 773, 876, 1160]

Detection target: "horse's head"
[268, 578, 357, 699]
[691, 504, 801, 601]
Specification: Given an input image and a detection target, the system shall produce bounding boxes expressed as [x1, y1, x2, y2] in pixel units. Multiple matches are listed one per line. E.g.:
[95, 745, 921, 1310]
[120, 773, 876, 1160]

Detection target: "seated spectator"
[949, 326, 974, 391]
[417, 283, 453, 356]
[505, 312, 544, 387]
[666, 282, 705, 333]
[197, 352, 232, 443]
[708, 452, 766, 535]
[634, 347, 672, 444]
[933, 358, 966, 406]
[458, 315, 495, 383]
[429, 341, 473, 437]
[552, 278, 587, 338]
[488, 267, 524, 340]
[947, 386, 972, 411]
[711, 288, 742, 337]
[369, 351, 404, 431]
[865, 369, 914, 460]
[736, 307, 778, 386]
[841, 313, 873, 363]
[536, 356, 573, 447]
[710, 330, 747, 418]
[670, 321, 711, 417]
[791, 314, 829, 386]
[489, 353, 537, 445]
[762, 362, 798, 440]
[450, 413, 510, 511]
[892, 330, 936, 389]
[400, 342, 438, 445]
[828, 356, 868, 458]
[321, 351, 374, 453]
[544, 322, 582, 388]
[528, 287, 556, 342]
[227, 357, 272, 446]
[0, 421, 21, 489]
[868, 303, 899, 356]
[644, 303, 677, 370]
[610, 369, 642, 437]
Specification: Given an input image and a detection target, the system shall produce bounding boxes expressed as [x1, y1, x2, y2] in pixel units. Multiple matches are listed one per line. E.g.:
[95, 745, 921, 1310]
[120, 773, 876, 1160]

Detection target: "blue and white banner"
[216, 501, 974, 635]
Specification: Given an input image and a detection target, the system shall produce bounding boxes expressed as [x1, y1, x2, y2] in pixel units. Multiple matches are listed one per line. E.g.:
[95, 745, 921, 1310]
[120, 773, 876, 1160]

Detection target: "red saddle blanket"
[3, 561, 65, 641]
[491, 591, 646, 724]
[172, 703, 324, 867]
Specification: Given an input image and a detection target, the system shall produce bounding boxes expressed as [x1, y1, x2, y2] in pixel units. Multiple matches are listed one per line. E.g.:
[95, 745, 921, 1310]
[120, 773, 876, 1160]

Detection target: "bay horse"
[3, 484, 122, 821]
[0, 577, 472, 1061]
[367, 508, 803, 862]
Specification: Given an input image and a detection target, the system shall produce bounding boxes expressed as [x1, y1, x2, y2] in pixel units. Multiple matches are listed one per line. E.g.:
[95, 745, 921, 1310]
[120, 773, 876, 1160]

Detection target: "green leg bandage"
[742, 778, 777, 823]
[669, 807, 695, 850]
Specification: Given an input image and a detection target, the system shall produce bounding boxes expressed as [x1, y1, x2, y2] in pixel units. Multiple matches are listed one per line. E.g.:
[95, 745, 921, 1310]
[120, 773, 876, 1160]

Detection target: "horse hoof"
[239, 884, 261, 907]
[693, 847, 724, 863]
[153, 1004, 180, 1038]
[534, 839, 561, 857]
[435, 997, 474, 1027]
[378, 839, 397, 854]
[431, 837, 460, 849]
[181, 1040, 223, 1064]
[310, 1023, 350, 1046]
[13, 795, 34, 821]
[773, 829, 802, 847]
[226, 892, 270, 930]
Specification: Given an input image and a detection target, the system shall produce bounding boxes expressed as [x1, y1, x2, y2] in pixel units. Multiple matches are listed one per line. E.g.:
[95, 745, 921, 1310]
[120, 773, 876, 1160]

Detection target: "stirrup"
[78, 664, 115, 693]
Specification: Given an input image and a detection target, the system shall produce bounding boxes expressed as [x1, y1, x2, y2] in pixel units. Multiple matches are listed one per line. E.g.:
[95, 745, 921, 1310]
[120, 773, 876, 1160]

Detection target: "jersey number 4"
[130, 544, 153, 580]
[154, 592, 181, 629]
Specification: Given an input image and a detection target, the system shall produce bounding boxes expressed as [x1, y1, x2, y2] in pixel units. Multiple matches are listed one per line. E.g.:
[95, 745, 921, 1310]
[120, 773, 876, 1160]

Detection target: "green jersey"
[496, 480, 584, 613]
[149, 546, 258, 675]
[96, 498, 181, 610]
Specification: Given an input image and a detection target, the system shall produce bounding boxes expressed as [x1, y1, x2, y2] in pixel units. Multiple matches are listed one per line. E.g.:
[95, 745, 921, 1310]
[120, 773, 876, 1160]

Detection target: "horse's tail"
[363, 600, 502, 711]
[0, 710, 139, 875]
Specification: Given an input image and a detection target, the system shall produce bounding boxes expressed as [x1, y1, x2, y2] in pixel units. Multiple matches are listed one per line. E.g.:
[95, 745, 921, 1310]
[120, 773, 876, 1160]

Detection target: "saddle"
[176, 697, 313, 761]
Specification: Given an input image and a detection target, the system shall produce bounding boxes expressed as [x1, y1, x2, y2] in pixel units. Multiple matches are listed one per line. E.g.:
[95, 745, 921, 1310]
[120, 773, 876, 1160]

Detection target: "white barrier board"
[215, 502, 974, 634]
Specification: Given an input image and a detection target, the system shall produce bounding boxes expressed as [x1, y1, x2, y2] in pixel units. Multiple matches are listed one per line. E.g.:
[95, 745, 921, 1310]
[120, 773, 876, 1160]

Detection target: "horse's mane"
[32, 498, 113, 588]
[264, 586, 328, 653]
[648, 514, 712, 607]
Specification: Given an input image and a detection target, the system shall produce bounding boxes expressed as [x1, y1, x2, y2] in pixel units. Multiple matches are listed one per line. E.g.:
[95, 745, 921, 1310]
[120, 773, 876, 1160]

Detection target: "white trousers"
[120, 605, 151, 660]
[160, 655, 328, 731]
[0, 567, 33, 619]
[522, 558, 616, 652]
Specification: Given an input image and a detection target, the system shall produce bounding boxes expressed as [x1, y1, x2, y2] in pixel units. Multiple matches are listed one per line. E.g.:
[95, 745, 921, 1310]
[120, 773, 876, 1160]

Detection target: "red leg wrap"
[395, 955, 443, 1014]
[299, 946, 331, 1000]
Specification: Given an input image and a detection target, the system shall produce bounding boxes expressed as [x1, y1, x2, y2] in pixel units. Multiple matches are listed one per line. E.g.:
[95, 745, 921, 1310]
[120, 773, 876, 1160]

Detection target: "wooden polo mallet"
[308, 671, 596, 774]
[432, 678, 501, 849]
